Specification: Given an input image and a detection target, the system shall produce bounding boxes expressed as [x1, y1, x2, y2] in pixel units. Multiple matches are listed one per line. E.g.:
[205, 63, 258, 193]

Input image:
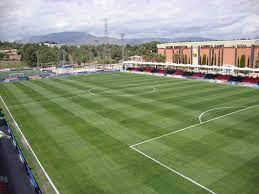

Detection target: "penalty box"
[131, 107, 259, 194]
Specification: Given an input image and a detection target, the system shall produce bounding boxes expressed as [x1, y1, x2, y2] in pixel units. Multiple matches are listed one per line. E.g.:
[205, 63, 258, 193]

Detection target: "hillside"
[17, 31, 214, 45]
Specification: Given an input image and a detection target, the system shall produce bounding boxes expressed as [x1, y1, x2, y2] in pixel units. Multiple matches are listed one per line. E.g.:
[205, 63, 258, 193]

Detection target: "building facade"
[129, 55, 145, 62]
[157, 39, 259, 68]
[0, 49, 21, 61]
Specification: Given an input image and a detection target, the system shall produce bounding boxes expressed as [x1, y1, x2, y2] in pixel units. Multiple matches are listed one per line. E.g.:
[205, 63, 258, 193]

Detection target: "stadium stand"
[242, 77, 259, 84]
[192, 73, 204, 78]
[203, 74, 217, 80]
[183, 71, 194, 77]
[0, 117, 42, 194]
[158, 69, 166, 74]
[130, 67, 259, 86]
[127, 67, 258, 83]
[144, 67, 152, 73]
[174, 70, 185, 76]
[151, 68, 159, 73]
[229, 76, 244, 82]
[215, 75, 231, 81]
[166, 69, 176, 75]
[0, 176, 8, 194]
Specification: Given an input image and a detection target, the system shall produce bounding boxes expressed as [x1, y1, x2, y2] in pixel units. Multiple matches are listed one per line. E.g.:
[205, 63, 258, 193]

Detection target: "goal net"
[9, 73, 25, 78]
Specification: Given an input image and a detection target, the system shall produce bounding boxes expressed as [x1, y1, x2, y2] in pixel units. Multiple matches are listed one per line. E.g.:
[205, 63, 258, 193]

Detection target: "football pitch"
[0, 72, 259, 194]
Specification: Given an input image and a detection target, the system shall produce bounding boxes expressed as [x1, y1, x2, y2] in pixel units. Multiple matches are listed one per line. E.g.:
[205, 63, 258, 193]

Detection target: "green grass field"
[0, 72, 259, 194]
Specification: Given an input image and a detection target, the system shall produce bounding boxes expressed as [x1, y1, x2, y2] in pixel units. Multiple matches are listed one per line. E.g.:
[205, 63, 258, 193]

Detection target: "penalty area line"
[130, 146, 216, 194]
[131, 104, 259, 147]
[198, 106, 248, 123]
[130, 104, 259, 194]
[0, 95, 61, 194]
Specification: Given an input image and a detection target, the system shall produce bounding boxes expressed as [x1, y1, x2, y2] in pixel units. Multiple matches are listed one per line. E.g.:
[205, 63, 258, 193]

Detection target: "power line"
[103, 18, 109, 64]
[120, 33, 125, 61]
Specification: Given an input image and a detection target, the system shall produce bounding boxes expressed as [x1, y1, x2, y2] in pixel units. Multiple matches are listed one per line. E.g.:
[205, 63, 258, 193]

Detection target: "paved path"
[0, 124, 37, 194]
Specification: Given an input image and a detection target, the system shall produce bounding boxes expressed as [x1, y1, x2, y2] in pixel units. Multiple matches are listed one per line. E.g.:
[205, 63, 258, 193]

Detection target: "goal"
[8, 73, 25, 78]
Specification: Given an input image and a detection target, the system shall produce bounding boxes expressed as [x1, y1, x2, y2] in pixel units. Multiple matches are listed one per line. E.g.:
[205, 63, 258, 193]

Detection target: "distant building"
[42, 43, 63, 48]
[0, 49, 21, 61]
[129, 55, 144, 62]
[157, 39, 259, 68]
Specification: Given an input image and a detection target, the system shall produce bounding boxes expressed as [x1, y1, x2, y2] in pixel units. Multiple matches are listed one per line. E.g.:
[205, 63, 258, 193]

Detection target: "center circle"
[88, 84, 156, 96]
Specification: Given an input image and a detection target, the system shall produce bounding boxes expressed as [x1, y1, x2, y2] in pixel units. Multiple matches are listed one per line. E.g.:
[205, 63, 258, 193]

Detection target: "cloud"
[0, 0, 258, 41]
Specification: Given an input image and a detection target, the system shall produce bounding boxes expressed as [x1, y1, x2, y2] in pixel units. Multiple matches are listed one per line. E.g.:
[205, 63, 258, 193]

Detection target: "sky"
[0, 0, 259, 41]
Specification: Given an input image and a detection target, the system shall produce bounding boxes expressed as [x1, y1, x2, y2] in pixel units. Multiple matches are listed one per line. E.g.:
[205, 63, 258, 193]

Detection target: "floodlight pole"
[103, 18, 109, 66]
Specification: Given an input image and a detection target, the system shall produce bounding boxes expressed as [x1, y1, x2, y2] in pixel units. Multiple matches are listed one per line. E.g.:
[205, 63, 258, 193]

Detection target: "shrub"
[255, 56, 259, 68]
[202, 54, 207, 65]
[240, 55, 245, 68]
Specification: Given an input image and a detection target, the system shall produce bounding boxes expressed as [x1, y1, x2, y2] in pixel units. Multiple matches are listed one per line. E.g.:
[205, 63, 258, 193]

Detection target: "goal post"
[8, 73, 25, 78]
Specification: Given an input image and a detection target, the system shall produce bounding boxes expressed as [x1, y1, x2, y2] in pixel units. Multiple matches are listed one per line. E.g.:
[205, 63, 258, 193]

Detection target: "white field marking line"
[0, 96, 60, 194]
[130, 104, 259, 194]
[130, 104, 259, 147]
[198, 106, 248, 123]
[18, 81, 28, 86]
[71, 74, 129, 81]
[9, 82, 153, 108]
[88, 86, 156, 97]
[8, 92, 90, 108]
[130, 146, 217, 194]
[71, 76, 154, 85]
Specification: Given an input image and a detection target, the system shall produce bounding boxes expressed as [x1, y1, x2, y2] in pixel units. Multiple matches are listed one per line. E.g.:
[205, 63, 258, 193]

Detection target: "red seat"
[192, 73, 204, 78]
[144, 68, 152, 72]
[242, 77, 259, 84]
[216, 75, 230, 81]
[158, 70, 166, 74]
[0, 177, 8, 194]
[174, 70, 184, 75]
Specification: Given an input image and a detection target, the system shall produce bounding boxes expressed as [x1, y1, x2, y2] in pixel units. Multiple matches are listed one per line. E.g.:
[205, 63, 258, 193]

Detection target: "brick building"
[157, 39, 259, 68]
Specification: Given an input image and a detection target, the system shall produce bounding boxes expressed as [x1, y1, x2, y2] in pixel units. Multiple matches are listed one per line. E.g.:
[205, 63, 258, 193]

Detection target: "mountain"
[17, 32, 101, 45]
[17, 31, 214, 45]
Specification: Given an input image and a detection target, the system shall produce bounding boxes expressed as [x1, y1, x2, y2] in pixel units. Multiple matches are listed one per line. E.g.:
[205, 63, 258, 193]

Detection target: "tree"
[0, 53, 5, 60]
[172, 53, 180, 63]
[255, 56, 259, 68]
[143, 53, 165, 63]
[240, 55, 246, 68]
[20, 44, 38, 67]
[37, 46, 59, 67]
[211, 49, 214, 65]
[218, 51, 221, 66]
[202, 54, 207, 65]
[184, 55, 187, 64]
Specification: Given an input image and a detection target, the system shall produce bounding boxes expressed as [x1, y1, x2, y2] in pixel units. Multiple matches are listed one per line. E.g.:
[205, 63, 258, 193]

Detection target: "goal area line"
[130, 104, 259, 194]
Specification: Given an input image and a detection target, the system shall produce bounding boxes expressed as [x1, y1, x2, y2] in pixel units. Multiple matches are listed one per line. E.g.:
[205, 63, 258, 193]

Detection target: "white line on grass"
[9, 83, 156, 108]
[88, 86, 156, 97]
[130, 146, 216, 194]
[8, 92, 90, 108]
[198, 106, 248, 123]
[0, 95, 61, 194]
[131, 104, 259, 147]
[130, 104, 259, 194]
